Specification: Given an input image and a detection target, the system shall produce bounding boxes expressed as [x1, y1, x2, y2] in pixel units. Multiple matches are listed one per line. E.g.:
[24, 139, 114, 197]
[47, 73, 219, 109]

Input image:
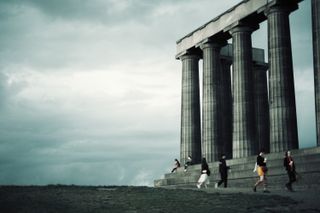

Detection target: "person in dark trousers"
[197, 157, 210, 188]
[184, 155, 193, 172]
[283, 150, 296, 192]
[171, 159, 180, 173]
[215, 154, 230, 188]
[253, 150, 269, 193]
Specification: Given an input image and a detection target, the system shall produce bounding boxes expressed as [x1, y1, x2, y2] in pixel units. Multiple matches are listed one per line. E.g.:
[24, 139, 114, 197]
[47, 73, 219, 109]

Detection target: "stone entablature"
[176, 0, 302, 58]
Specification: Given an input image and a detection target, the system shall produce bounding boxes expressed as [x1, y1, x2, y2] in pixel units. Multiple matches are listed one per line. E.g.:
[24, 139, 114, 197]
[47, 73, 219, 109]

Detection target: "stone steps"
[155, 147, 320, 189]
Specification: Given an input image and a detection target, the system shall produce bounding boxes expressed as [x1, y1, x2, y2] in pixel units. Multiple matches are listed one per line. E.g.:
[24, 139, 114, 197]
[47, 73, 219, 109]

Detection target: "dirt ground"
[0, 185, 319, 213]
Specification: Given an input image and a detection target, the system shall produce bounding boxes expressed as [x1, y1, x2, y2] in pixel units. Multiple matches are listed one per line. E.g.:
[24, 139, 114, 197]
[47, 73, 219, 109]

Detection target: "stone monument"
[155, 0, 320, 189]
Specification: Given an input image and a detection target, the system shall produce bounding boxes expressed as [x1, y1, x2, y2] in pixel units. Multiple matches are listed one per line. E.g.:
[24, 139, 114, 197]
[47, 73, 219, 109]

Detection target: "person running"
[184, 155, 193, 172]
[283, 150, 296, 192]
[171, 159, 180, 173]
[253, 150, 269, 193]
[215, 154, 230, 188]
[197, 157, 210, 189]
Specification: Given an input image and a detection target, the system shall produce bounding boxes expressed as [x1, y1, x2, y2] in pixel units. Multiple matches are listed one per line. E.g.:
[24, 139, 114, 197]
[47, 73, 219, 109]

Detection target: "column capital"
[200, 38, 227, 50]
[264, 1, 298, 16]
[179, 53, 201, 61]
[177, 48, 202, 60]
[228, 22, 259, 35]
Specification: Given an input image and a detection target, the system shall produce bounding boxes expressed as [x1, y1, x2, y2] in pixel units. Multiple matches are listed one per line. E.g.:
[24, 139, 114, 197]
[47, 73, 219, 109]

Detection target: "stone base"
[154, 147, 320, 189]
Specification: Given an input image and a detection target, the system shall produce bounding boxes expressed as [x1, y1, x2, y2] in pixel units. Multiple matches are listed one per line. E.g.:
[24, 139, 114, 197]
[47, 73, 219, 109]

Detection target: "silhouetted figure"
[253, 150, 269, 193]
[197, 157, 210, 189]
[171, 159, 180, 173]
[215, 154, 230, 188]
[184, 155, 193, 172]
[284, 150, 296, 192]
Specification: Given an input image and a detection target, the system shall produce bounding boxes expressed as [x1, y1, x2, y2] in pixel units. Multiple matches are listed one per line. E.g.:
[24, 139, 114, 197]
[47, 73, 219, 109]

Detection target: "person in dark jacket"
[215, 154, 230, 188]
[196, 157, 210, 188]
[253, 150, 269, 193]
[171, 159, 180, 173]
[283, 150, 296, 192]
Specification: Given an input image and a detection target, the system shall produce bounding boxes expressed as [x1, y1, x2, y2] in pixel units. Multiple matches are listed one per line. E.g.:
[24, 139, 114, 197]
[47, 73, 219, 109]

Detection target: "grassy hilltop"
[0, 185, 306, 213]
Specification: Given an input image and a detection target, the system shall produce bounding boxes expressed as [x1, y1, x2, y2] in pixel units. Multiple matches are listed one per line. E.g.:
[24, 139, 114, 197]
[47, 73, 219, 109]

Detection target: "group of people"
[171, 154, 230, 189]
[253, 150, 297, 192]
[171, 155, 193, 173]
[197, 154, 230, 189]
[171, 150, 297, 192]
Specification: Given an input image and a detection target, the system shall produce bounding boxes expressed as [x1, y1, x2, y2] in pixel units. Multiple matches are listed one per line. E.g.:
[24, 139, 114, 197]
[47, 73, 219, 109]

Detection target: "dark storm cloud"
[0, 0, 140, 70]
[21, 0, 155, 24]
[0, 0, 169, 71]
[1, 0, 145, 24]
[16, 0, 204, 25]
[0, 0, 246, 71]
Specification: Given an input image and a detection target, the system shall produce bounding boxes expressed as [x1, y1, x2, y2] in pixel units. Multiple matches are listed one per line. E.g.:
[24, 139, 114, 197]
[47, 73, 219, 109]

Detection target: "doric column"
[254, 63, 270, 153]
[201, 41, 225, 162]
[312, 0, 320, 146]
[220, 58, 233, 159]
[230, 24, 257, 158]
[180, 53, 202, 165]
[266, 3, 299, 152]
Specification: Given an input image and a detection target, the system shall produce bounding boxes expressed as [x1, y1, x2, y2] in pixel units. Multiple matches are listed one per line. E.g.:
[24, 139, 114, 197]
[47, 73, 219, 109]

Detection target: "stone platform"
[154, 147, 320, 189]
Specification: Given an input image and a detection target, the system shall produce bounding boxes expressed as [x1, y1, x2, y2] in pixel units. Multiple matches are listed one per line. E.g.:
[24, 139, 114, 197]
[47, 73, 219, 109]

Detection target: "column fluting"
[230, 25, 257, 158]
[201, 42, 225, 162]
[220, 58, 233, 159]
[267, 4, 299, 152]
[254, 63, 270, 153]
[180, 53, 202, 165]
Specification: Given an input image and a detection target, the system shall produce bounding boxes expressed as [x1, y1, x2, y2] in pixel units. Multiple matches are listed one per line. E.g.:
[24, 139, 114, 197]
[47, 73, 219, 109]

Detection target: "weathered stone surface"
[267, 3, 299, 152]
[180, 54, 202, 165]
[254, 63, 270, 153]
[220, 59, 233, 159]
[201, 41, 225, 162]
[230, 25, 257, 158]
[312, 0, 320, 147]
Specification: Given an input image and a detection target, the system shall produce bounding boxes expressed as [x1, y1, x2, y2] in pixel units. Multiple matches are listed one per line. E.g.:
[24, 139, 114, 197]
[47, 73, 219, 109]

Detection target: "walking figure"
[171, 159, 180, 173]
[253, 150, 269, 193]
[215, 154, 230, 188]
[284, 150, 296, 192]
[197, 157, 210, 189]
[184, 155, 193, 172]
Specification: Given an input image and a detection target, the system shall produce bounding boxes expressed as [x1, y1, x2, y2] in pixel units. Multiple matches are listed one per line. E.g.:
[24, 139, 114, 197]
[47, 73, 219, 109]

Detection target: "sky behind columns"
[0, 0, 315, 186]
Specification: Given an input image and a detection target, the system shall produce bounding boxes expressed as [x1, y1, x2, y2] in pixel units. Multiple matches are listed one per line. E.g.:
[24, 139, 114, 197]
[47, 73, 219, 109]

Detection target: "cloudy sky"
[0, 0, 315, 186]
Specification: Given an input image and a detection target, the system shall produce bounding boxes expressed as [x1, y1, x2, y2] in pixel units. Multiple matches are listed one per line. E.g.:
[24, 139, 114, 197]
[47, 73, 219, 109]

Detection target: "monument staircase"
[154, 147, 320, 190]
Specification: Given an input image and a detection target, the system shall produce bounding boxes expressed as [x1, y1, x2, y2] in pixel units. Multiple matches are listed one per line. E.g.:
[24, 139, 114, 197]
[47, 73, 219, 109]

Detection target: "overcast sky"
[0, 0, 315, 186]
